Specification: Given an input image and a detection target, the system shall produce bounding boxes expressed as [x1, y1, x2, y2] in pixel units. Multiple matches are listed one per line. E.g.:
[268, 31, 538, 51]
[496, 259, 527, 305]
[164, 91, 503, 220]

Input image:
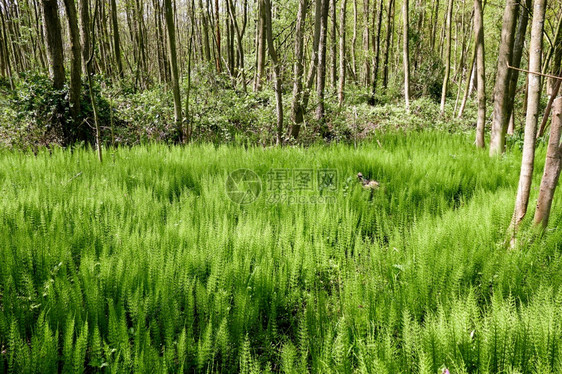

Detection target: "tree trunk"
[164, 0, 183, 142]
[337, 0, 347, 106]
[110, 0, 123, 78]
[315, 0, 330, 122]
[289, 0, 308, 139]
[505, 0, 532, 133]
[430, 0, 439, 50]
[254, 0, 265, 90]
[370, 0, 383, 102]
[534, 97, 562, 228]
[42, 0, 65, 90]
[439, 0, 453, 113]
[264, 0, 283, 144]
[473, 0, 486, 148]
[214, 0, 222, 73]
[512, 0, 547, 231]
[402, 0, 410, 109]
[63, 0, 82, 125]
[200, 0, 212, 62]
[489, 0, 519, 156]
[382, 0, 394, 90]
[79, 0, 91, 75]
[330, 0, 337, 89]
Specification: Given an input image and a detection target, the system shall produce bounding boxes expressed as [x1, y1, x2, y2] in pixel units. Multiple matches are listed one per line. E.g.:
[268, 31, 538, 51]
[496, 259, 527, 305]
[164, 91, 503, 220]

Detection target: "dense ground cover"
[1, 132, 562, 373]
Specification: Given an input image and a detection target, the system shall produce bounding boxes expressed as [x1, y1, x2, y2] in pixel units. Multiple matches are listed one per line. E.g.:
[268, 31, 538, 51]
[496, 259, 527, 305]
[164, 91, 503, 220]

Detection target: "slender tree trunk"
[200, 0, 212, 62]
[254, 0, 265, 90]
[79, 0, 91, 75]
[430, 0, 439, 50]
[110, 0, 123, 78]
[402, 0, 410, 109]
[474, 0, 486, 148]
[164, 0, 183, 142]
[226, 0, 247, 92]
[382, 0, 394, 90]
[370, 0, 383, 102]
[511, 0, 547, 233]
[489, 0, 519, 156]
[351, 0, 357, 79]
[289, 0, 308, 139]
[506, 0, 532, 135]
[330, 0, 337, 88]
[338, 0, 347, 106]
[264, 0, 283, 144]
[439, 0, 453, 113]
[534, 97, 562, 228]
[315, 0, 330, 122]
[214, 0, 222, 72]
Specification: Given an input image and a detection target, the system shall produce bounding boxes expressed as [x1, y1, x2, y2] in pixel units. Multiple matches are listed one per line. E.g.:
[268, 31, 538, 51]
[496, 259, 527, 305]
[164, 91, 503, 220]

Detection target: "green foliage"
[0, 132, 561, 372]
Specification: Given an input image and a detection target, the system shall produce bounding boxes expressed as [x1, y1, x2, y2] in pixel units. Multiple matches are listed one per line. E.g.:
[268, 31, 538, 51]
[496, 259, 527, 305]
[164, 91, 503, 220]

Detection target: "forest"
[1, 0, 562, 372]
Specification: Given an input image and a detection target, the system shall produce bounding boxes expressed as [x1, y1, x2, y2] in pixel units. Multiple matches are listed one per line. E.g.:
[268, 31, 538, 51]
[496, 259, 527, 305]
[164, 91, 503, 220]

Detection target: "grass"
[1, 131, 562, 373]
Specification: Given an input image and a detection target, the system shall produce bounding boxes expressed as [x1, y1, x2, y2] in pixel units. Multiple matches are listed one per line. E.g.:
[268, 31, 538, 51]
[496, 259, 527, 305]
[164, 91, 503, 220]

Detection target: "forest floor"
[1, 131, 562, 373]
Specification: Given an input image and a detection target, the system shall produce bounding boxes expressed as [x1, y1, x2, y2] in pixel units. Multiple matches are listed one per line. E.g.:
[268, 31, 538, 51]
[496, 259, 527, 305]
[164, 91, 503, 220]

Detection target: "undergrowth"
[0, 132, 561, 373]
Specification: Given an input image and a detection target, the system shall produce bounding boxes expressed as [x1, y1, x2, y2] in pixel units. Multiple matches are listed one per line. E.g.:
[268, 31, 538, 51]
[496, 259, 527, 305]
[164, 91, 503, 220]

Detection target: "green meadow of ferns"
[1, 132, 562, 373]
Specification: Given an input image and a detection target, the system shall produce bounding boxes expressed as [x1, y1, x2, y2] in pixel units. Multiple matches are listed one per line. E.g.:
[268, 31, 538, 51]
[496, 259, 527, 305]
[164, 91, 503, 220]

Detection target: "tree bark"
[506, 0, 532, 135]
[473, 0, 486, 148]
[264, 0, 283, 144]
[63, 0, 82, 124]
[439, 0, 453, 113]
[370, 0, 383, 102]
[254, 0, 266, 90]
[534, 97, 562, 228]
[110, 0, 123, 78]
[42, 0, 65, 90]
[382, 0, 394, 90]
[512, 0, 547, 230]
[402, 0, 410, 110]
[164, 0, 183, 142]
[79, 0, 91, 75]
[289, 0, 308, 139]
[330, 0, 337, 89]
[489, 0, 519, 156]
[338, 0, 347, 106]
[315, 0, 330, 122]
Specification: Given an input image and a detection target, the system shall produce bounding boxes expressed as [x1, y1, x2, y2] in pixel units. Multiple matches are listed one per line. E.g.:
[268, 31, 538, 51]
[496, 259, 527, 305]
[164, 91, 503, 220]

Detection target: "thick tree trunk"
[512, 0, 547, 230]
[289, 0, 308, 139]
[337, 0, 347, 106]
[402, 0, 410, 109]
[534, 97, 562, 228]
[489, 0, 519, 156]
[42, 0, 65, 90]
[63, 0, 82, 123]
[439, 0, 453, 113]
[473, 0, 486, 148]
[164, 0, 183, 142]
